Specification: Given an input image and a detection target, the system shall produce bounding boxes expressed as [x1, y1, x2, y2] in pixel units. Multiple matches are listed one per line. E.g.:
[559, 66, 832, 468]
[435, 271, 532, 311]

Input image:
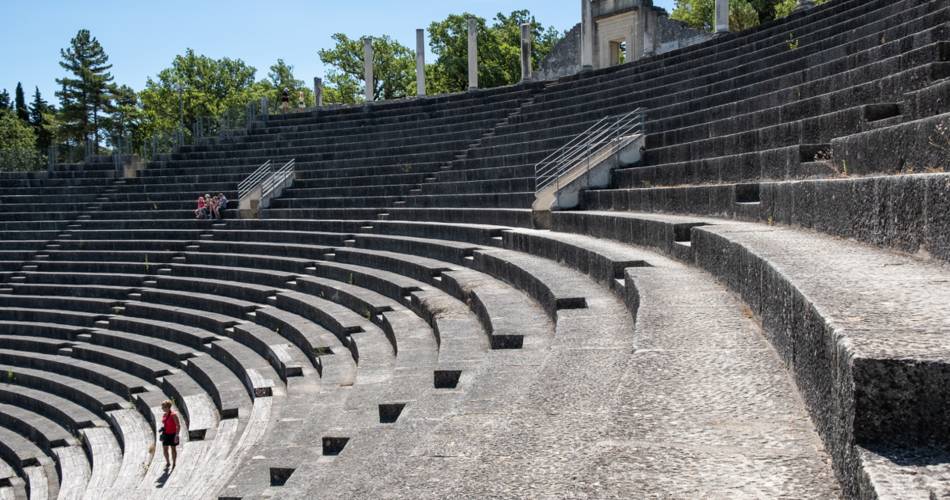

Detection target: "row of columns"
[312, 1, 819, 106]
[312, 22, 534, 105]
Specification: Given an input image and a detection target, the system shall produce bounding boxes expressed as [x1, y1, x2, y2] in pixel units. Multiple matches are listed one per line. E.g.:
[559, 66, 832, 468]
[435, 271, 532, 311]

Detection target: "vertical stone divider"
[314, 77, 323, 108]
[416, 29, 426, 96]
[520, 23, 533, 82]
[581, 0, 594, 70]
[642, 8, 656, 57]
[467, 18, 479, 90]
[363, 37, 375, 103]
[715, 0, 730, 33]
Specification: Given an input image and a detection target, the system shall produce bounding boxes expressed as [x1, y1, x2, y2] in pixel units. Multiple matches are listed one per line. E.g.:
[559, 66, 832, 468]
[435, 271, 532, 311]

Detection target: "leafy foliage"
[773, 0, 830, 19]
[671, 0, 759, 32]
[672, 0, 831, 31]
[29, 87, 55, 152]
[318, 34, 415, 103]
[14, 83, 29, 123]
[426, 10, 559, 94]
[55, 29, 115, 153]
[138, 48, 265, 141]
[0, 109, 43, 170]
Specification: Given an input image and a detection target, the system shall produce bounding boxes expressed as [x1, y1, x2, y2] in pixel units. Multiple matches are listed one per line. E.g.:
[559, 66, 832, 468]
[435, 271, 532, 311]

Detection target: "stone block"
[848, 176, 886, 247]
[788, 180, 813, 229]
[926, 175, 950, 261]
[883, 174, 926, 253]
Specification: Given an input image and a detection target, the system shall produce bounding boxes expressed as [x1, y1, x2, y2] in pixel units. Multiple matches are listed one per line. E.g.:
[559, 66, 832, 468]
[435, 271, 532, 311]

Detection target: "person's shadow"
[155, 466, 172, 488]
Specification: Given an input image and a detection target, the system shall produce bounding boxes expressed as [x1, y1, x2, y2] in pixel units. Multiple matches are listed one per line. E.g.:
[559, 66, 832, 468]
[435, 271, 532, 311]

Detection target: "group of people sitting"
[195, 193, 228, 219]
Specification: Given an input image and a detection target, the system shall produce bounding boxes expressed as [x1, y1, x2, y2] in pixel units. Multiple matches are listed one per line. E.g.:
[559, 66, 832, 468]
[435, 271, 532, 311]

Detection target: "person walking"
[160, 400, 181, 469]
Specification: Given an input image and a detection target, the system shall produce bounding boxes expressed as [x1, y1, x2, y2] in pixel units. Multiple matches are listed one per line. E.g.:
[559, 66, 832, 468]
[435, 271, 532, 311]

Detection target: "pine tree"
[55, 29, 115, 154]
[14, 83, 29, 123]
[29, 87, 54, 152]
[0, 90, 10, 110]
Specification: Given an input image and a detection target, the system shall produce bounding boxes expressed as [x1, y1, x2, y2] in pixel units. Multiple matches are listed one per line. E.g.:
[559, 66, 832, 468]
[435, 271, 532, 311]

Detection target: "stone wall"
[534, 23, 583, 82]
[533, 10, 712, 81]
[656, 15, 713, 55]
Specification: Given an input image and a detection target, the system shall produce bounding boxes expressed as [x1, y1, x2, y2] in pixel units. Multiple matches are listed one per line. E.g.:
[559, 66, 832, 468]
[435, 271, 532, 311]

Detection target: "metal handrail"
[535, 108, 647, 193]
[262, 159, 296, 199]
[239, 160, 273, 199]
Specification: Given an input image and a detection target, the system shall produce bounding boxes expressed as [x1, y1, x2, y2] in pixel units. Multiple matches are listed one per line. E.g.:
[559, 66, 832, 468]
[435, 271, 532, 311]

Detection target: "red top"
[162, 412, 178, 435]
[196, 197, 206, 209]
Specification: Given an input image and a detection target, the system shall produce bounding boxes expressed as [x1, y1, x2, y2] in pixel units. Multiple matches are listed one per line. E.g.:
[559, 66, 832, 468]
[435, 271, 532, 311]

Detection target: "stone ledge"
[552, 209, 950, 498]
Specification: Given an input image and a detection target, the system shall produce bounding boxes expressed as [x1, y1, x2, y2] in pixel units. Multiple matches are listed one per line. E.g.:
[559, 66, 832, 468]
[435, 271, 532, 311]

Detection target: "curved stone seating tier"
[0, 0, 947, 495]
[0, 427, 59, 500]
[0, 403, 78, 454]
[263, 207, 534, 227]
[548, 209, 950, 496]
[49, 445, 89, 500]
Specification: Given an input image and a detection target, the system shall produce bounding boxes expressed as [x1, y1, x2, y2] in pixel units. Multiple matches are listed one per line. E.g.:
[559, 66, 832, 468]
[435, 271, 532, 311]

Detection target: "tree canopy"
[0, 108, 43, 170]
[5, 9, 563, 165]
[671, 0, 829, 32]
[426, 10, 559, 94]
[318, 34, 416, 103]
[55, 29, 115, 153]
[317, 10, 560, 102]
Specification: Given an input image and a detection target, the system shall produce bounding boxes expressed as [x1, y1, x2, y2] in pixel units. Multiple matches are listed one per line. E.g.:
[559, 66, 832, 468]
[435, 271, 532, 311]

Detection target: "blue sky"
[3, 0, 677, 103]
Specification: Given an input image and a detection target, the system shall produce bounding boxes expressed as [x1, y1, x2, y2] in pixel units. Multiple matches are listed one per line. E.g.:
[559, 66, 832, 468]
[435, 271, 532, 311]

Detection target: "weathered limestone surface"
[294, 242, 838, 498]
[552, 210, 950, 498]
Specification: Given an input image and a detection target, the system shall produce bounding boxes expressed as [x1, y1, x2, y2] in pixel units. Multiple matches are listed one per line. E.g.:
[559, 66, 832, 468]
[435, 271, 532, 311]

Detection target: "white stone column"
[363, 37, 374, 102]
[467, 18, 478, 90]
[415, 29, 426, 96]
[520, 23, 533, 82]
[313, 77, 323, 107]
[715, 0, 729, 33]
[581, 0, 594, 70]
[643, 9, 656, 57]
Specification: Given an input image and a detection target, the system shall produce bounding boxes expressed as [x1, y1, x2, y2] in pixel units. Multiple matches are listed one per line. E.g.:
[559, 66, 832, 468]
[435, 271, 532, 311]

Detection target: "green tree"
[29, 87, 55, 152]
[55, 29, 116, 153]
[0, 90, 10, 110]
[0, 109, 43, 170]
[773, 0, 830, 19]
[671, 0, 759, 32]
[267, 59, 314, 109]
[671, 0, 829, 31]
[318, 34, 415, 103]
[426, 11, 560, 94]
[14, 83, 29, 123]
[103, 84, 142, 151]
[138, 49, 266, 142]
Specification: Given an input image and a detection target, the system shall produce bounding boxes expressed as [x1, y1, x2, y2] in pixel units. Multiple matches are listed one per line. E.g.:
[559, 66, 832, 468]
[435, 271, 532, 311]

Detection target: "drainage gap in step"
[864, 103, 901, 122]
[269, 467, 296, 487]
[434, 370, 462, 389]
[734, 183, 761, 205]
[555, 297, 588, 310]
[378, 403, 407, 424]
[673, 223, 707, 247]
[321, 437, 349, 456]
[490, 335, 524, 350]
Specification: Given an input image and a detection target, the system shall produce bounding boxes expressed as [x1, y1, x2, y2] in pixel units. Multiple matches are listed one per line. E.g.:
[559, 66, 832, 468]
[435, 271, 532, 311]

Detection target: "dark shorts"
[160, 432, 179, 447]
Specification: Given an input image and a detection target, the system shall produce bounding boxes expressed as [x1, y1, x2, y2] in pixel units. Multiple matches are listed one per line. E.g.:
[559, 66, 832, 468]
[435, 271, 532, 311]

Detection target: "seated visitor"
[194, 195, 207, 219]
[210, 194, 222, 219]
[216, 193, 229, 219]
[206, 194, 218, 220]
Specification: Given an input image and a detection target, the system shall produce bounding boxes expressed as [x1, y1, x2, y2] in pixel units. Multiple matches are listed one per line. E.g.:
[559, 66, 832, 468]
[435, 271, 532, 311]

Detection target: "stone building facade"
[534, 0, 712, 81]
